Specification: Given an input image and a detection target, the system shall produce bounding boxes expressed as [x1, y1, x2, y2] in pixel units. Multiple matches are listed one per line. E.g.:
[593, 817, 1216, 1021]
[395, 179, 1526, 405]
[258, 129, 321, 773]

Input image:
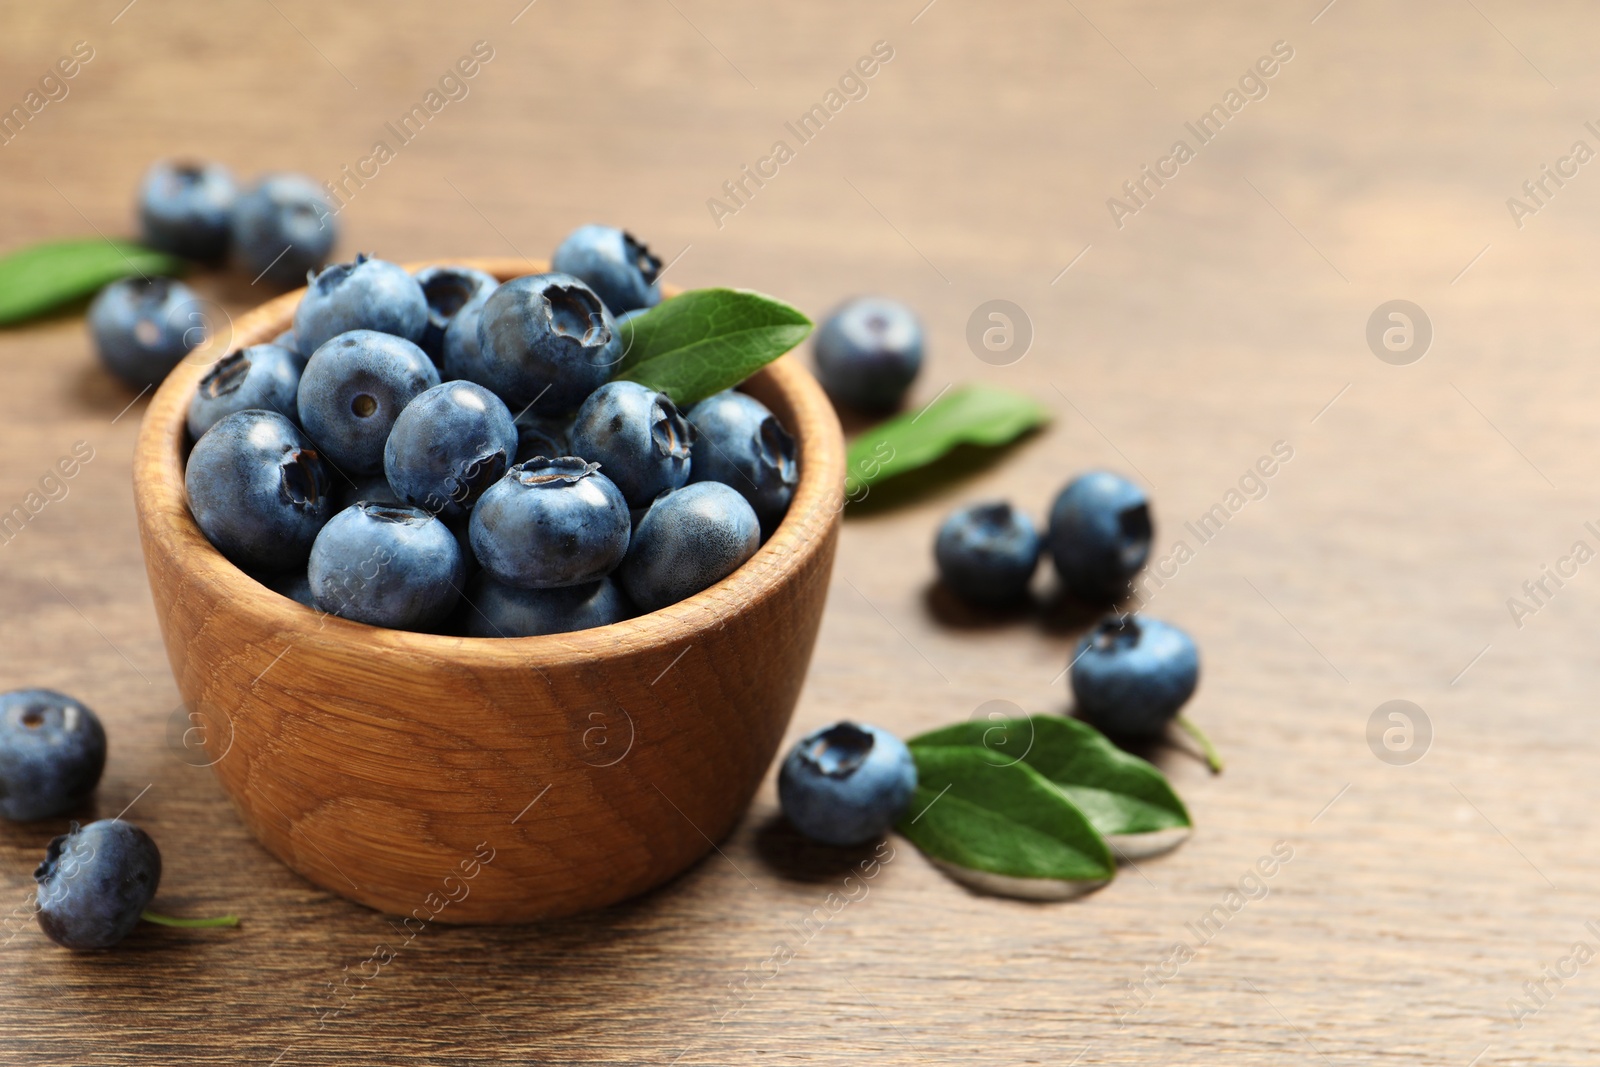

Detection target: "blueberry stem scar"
[140, 910, 241, 929]
[1175, 715, 1224, 775]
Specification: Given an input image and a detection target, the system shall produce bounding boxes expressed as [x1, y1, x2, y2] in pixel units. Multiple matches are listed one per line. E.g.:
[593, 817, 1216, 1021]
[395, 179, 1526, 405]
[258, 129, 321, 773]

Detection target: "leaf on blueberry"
[615, 288, 812, 408]
[910, 715, 1192, 862]
[896, 744, 1115, 899]
[0, 238, 187, 326]
[843, 384, 1049, 495]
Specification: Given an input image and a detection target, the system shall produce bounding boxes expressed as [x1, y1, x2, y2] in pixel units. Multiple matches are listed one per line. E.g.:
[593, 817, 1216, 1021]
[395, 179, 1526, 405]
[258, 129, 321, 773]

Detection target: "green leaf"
[0, 238, 187, 326]
[896, 745, 1115, 899]
[910, 716, 1191, 860]
[616, 288, 812, 407]
[844, 384, 1049, 494]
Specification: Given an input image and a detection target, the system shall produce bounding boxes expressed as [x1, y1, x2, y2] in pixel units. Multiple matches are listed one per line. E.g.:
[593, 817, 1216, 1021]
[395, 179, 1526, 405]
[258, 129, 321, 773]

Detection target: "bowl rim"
[133, 257, 844, 669]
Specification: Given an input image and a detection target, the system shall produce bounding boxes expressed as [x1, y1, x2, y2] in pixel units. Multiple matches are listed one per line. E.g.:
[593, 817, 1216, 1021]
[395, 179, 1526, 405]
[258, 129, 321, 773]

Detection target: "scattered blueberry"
[186, 344, 301, 439]
[686, 389, 797, 536]
[462, 573, 631, 637]
[550, 224, 663, 315]
[475, 273, 620, 411]
[231, 173, 337, 289]
[619, 481, 759, 613]
[308, 503, 464, 629]
[34, 819, 161, 951]
[778, 721, 916, 846]
[185, 409, 332, 571]
[414, 265, 498, 365]
[813, 297, 923, 411]
[293, 254, 429, 354]
[296, 329, 439, 475]
[568, 381, 693, 508]
[88, 276, 203, 389]
[137, 160, 237, 263]
[934, 501, 1040, 607]
[0, 690, 106, 822]
[1070, 615, 1200, 740]
[469, 457, 631, 589]
[1047, 471, 1151, 603]
[513, 409, 570, 464]
[383, 380, 517, 519]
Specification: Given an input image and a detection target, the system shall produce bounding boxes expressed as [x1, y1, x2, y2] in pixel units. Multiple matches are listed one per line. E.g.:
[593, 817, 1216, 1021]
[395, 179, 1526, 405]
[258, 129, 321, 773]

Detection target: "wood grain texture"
[3, 0, 1600, 1063]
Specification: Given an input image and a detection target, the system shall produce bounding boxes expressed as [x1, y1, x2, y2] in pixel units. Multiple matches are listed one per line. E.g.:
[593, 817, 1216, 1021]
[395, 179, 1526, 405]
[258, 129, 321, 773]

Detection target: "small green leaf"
[0, 238, 187, 326]
[616, 288, 812, 407]
[910, 716, 1191, 860]
[897, 745, 1115, 899]
[844, 384, 1049, 494]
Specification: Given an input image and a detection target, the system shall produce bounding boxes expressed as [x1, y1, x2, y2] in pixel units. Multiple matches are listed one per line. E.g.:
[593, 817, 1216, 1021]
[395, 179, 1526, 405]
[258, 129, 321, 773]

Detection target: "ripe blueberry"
[413, 264, 498, 365]
[186, 409, 333, 571]
[569, 381, 693, 509]
[550, 224, 663, 315]
[1070, 616, 1200, 740]
[308, 503, 464, 629]
[186, 343, 301, 439]
[934, 501, 1040, 607]
[297, 329, 440, 475]
[686, 389, 797, 537]
[34, 820, 161, 951]
[513, 409, 571, 464]
[293, 254, 429, 354]
[383, 380, 517, 519]
[87, 276, 203, 389]
[813, 297, 923, 411]
[0, 689, 106, 822]
[469, 457, 631, 589]
[461, 573, 632, 637]
[475, 273, 620, 411]
[778, 721, 916, 846]
[137, 160, 237, 263]
[1047, 471, 1152, 603]
[230, 173, 337, 289]
[619, 481, 759, 613]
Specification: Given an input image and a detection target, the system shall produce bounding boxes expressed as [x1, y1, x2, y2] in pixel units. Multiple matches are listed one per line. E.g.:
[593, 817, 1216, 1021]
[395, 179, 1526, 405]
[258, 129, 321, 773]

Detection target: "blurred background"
[3, 1, 1600, 1064]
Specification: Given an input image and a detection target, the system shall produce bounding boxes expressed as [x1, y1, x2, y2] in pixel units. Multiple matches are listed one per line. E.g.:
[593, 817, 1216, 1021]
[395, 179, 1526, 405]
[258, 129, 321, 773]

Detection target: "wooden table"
[2, 1, 1596, 1062]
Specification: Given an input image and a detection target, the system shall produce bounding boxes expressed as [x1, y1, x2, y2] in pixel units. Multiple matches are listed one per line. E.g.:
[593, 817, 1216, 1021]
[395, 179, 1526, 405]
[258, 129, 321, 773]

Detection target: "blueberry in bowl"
[131, 257, 843, 923]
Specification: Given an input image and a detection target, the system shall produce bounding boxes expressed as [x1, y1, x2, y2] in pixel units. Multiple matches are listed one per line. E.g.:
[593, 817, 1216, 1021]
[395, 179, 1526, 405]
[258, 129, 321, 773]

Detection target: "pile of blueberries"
[91, 159, 340, 389]
[0, 689, 193, 950]
[178, 229, 799, 635]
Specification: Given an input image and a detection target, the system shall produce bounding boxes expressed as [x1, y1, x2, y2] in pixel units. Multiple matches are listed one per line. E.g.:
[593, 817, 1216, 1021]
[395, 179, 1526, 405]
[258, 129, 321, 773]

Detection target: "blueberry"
[461, 573, 631, 637]
[813, 297, 923, 411]
[1047, 471, 1152, 603]
[87, 276, 203, 389]
[0, 690, 106, 821]
[186, 344, 301, 439]
[934, 501, 1040, 607]
[272, 329, 306, 367]
[513, 409, 570, 464]
[308, 504, 464, 629]
[137, 160, 237, 263]
[262, 568, 316, 609]
[550, 225, 663, 315]
[1070, 616, 1199, 739]
[475, 273, 620, 411]
[778, 721, 916, 846]
[185, 409, 333, 571]
[231, 173, 337, 289]
[297, 330, 439, 475]
[618, 481, 759, 613]
[413, 265, 498, 365]
[383, 381, 517, 519]
[440, 281, 499, 387]
[335, 471, 402, 511]
[569, 381, 693, 508]
[293, 254, 429, 354]
[469, 457, 631, 589]
[34, 820, 161, 950]
[686, 390, 797, 537]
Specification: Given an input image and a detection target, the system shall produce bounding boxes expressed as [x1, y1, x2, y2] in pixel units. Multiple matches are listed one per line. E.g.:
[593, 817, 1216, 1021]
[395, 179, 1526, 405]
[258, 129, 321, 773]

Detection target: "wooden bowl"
[132, 258, 843, 923]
